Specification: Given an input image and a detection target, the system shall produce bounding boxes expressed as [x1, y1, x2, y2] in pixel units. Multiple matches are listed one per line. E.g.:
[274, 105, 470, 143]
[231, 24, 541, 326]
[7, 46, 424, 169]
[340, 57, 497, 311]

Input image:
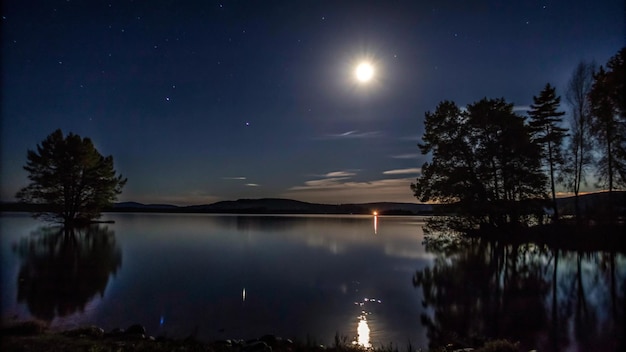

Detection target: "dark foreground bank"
[0, 321, 524, 352]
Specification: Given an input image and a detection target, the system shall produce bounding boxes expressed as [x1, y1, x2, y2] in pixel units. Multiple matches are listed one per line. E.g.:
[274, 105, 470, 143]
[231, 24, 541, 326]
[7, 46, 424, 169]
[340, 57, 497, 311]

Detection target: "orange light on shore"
[373, 211, 378, 216]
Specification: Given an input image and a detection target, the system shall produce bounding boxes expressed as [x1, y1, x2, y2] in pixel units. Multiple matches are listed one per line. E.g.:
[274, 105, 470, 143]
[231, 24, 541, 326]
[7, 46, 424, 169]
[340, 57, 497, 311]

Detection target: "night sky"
[1, 1, 623, 205]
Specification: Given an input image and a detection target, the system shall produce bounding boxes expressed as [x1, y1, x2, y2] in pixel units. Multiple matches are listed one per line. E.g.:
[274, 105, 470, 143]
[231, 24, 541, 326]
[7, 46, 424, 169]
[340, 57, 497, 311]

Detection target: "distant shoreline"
[0, 198, 435, 216]
[2, 191, 623, 217]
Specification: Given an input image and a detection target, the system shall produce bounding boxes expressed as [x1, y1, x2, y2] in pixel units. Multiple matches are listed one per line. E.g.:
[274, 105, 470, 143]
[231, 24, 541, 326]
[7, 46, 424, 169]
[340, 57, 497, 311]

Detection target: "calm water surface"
[1, 213, 624, 351]
[1, 213, 433, 348]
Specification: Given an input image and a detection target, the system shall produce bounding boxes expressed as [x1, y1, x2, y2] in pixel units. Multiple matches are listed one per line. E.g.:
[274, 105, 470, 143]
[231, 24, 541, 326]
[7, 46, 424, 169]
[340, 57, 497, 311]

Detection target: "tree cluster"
[412, 47, 625, 228]
[411, 98, 547, 229]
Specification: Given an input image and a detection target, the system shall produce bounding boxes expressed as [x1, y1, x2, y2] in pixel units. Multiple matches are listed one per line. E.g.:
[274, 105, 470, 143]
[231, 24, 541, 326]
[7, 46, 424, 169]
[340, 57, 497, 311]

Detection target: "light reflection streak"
[356, 313, 371, 348]
[373, 215, 378, 234]
[351, 296, 382, 347]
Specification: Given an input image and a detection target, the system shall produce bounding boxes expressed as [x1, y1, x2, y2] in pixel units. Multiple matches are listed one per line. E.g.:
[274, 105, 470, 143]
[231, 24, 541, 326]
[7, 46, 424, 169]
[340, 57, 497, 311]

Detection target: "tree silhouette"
[528, 83, 567, 220]
[16, 129, 127, 226]
[14, 225, 122, 321]
[588, 48, 626, 194]
[564, 61, 596, 220]
[412, 98, 547, 229]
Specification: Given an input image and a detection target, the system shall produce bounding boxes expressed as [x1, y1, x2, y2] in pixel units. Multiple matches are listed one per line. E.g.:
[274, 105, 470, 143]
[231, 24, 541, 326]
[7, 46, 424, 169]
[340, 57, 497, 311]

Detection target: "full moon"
[355, 62, 374, 82]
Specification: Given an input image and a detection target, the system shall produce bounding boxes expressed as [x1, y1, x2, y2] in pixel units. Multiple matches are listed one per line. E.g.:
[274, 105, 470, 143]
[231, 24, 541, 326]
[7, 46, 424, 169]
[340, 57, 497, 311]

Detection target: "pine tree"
[528, 83, 567, 221]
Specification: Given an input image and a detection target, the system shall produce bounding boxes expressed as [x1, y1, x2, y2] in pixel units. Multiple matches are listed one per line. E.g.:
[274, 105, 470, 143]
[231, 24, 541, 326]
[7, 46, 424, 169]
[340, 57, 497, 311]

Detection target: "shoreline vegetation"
[0, 321, 523, 352]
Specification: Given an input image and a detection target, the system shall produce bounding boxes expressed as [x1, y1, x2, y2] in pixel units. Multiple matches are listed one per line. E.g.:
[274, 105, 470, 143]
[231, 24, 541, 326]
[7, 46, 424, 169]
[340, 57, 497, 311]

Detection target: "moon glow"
[355, 62, 374, 82]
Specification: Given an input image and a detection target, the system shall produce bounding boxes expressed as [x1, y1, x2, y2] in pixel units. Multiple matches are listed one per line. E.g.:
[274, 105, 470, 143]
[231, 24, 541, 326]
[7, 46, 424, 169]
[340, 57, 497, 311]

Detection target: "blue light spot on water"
[160, 316, 165, 325]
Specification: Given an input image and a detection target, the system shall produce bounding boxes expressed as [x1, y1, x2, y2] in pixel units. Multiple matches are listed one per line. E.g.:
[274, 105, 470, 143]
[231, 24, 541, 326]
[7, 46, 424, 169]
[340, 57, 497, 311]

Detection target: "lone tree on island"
[16, 129, 127, 226]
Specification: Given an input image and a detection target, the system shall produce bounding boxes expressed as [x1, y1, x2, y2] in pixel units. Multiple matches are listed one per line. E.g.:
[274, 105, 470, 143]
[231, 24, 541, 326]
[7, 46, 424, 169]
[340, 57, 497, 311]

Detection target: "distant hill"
[114, 202, 179, 210]
[347, 202, 434, 215]
[5, 192, 622, 216]
[111, 198, 434, 215]
[556, 191, 625, 215]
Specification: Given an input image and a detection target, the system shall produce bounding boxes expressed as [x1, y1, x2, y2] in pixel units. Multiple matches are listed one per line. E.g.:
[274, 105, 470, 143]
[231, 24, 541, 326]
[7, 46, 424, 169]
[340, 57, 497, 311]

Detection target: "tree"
[588, 48, 626, 194]
[411, 100, 473, 205]
[16, 129, 127, 226]
[412, 98, 547, 229]
[527, 83, 568, 221]
[564, 61, 596, 219]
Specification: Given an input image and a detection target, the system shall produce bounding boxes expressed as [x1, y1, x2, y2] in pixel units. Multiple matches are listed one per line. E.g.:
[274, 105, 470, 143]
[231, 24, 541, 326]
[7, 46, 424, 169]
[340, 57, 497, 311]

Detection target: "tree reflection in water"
[14, 225, 122, 321]
[413, 235, 625, 352]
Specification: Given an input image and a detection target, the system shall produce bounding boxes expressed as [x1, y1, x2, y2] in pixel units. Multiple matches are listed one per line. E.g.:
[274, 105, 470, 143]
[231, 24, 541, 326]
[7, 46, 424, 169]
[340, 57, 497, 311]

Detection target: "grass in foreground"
[0, 321, 523, 352]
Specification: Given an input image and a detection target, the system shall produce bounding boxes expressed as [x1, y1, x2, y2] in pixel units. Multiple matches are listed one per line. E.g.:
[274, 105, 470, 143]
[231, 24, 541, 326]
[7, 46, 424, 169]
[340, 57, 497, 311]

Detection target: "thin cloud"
[222, 176, 247, 180]
[325, 171, 356, 177]
[320, 130, 382, 139]
[383, 168, 422, 175]
[282, 177, 418, 204]
[390, 153, 420, 159]
[337, 130, 358, 137]
[245, 183, 260, 187]
[298, 177, 351, 188]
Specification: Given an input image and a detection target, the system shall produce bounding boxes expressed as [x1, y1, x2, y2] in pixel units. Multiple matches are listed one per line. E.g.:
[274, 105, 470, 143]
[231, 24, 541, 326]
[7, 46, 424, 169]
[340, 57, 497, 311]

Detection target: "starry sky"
[1, 1, 624, 205]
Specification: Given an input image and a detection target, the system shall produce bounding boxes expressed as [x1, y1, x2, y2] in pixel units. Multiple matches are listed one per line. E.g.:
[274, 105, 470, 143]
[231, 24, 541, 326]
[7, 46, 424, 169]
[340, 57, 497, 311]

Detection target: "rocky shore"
[1, 321, 522, 352]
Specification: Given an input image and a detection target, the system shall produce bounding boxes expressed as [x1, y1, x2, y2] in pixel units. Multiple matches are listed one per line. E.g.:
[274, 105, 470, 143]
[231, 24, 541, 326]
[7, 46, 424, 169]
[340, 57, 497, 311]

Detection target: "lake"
[1, 213, 624, 351]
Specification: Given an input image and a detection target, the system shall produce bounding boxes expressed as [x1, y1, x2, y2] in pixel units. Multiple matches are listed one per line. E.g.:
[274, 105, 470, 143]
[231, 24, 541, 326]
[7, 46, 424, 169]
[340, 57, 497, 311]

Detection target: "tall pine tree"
[528, 83, 567, 221]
